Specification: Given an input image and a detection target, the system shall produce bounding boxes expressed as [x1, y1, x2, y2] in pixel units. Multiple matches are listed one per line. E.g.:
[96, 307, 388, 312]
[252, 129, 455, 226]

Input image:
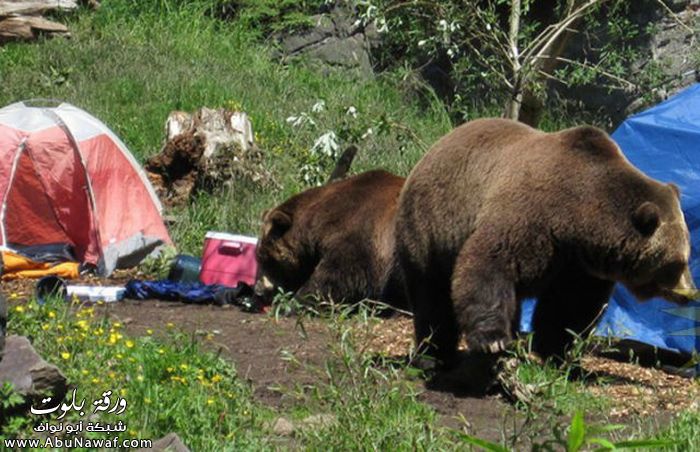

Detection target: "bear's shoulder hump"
[556, 125, 620, 159]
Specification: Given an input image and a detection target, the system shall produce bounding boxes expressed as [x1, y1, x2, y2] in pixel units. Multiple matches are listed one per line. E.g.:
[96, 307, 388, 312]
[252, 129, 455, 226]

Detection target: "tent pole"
[0, 138, 27, 250]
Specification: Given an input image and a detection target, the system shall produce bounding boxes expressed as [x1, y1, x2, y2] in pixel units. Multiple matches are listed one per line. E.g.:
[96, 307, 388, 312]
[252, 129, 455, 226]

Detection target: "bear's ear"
[668, 183, 681, 198]
[266, 210, 292, 237]
[632, 202, 661, 236]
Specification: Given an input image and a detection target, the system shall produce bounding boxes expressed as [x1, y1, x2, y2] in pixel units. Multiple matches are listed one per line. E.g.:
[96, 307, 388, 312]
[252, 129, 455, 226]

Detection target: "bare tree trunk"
[505, 0, 522, 121]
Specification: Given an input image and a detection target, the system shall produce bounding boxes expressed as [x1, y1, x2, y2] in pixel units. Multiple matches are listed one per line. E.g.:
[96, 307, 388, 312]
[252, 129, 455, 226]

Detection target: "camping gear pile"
[125, 233, 262, 311]
[0, 100, 264, 311]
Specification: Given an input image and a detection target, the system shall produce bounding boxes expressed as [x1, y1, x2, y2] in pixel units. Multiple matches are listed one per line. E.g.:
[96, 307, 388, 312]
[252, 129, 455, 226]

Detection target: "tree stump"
[145, 107, 270, 207]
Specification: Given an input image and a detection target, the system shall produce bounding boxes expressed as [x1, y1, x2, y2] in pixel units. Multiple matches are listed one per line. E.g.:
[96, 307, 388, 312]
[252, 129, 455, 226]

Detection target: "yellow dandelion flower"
[10, 293, 18, 299]
[166, 367, 175, 373]
[41, 324, 50, 331]
[120, 388, 127, 396]
[91, 378, 100, 384]
[157, 348, 165, 355]
[125, 340, 135, 349]
[179, 364, 188, 371]
[144, 398, 151, 404]
[48, 311, 56, 318]
[146, 329, 154, 335]
[211, 374, 223, 383]
[116, 353, 123, 359]
[81, 369, 89, 376]
[14, 305, 24, 313]
[207, 399, 215, 405]
[137, 375, 144, 382]
[113, 322, 122, 329]
[60, 352, 71, 360]
[166, 322, 175, 329]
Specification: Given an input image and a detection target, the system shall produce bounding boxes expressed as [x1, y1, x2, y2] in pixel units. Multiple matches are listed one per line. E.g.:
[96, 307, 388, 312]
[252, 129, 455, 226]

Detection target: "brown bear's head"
[585, 180, 695, 304]
[622, 183, 696, 304]
[254, 208, 312, 302]
[560, 126, 696, 304]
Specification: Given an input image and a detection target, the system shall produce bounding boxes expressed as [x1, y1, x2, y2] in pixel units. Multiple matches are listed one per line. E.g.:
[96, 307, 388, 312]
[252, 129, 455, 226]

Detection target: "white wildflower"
[311, 131, 339, 158]
[311, 100, 326, 113]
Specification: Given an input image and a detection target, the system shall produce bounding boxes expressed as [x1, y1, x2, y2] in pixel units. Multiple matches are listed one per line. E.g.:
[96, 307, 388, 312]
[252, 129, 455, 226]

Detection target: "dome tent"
[0, 100, 172, 276]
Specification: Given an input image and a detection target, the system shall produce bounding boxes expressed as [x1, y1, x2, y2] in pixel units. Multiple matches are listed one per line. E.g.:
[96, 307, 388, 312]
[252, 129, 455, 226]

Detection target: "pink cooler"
[199, 232, 258, 287]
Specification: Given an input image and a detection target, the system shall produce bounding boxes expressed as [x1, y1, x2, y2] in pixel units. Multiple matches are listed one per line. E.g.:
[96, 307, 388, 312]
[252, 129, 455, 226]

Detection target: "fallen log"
[0, 14, 68, 41]
[0, 0, 97, 44]
[0, 0, 78, 17]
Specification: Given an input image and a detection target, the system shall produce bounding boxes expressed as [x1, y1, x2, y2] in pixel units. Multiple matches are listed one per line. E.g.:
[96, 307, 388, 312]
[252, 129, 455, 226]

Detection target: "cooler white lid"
[205, 231, 258, 244]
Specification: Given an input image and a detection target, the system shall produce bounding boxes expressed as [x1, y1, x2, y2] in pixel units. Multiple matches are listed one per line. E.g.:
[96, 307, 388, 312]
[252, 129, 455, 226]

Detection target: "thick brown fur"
[255, 170, 406, 306]
[391, 118, 694, 367]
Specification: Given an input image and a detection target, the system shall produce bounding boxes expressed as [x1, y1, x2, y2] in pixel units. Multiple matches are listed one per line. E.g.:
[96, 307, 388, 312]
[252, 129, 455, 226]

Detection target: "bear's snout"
[655, 260, 688, 288]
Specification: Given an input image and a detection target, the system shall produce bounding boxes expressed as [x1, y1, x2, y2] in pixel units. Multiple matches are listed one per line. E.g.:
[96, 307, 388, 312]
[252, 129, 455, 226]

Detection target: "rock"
[304, 34, 372, 74]
[0, 336, 67, 401]
[554, 0, 700, 125]
[272, 417, 295, 436]
[275, 3, 378, 77]
[138, 432, 190, 452]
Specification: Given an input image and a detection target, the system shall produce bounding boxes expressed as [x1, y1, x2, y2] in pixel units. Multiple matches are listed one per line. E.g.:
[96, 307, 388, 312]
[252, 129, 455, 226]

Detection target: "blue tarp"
[521, 83, 700, 356]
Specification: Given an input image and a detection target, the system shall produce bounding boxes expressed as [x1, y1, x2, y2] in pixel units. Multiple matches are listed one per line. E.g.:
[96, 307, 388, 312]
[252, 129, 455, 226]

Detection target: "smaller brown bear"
[255, 170, 405, 306]
[391, 118, 696, 369]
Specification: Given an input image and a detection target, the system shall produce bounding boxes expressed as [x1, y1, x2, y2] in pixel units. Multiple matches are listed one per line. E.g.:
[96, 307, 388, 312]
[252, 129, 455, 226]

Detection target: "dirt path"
[104, 300, 512, 441]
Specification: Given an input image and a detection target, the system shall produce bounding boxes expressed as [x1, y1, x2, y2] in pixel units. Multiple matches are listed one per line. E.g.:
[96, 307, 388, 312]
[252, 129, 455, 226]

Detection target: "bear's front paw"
[466, 331, 512, 355]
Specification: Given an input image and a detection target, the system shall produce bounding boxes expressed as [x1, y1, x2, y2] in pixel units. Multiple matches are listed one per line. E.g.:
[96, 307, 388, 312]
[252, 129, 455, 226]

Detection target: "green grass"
[655, 409, 700, 451]
[4, 297, 271, 450]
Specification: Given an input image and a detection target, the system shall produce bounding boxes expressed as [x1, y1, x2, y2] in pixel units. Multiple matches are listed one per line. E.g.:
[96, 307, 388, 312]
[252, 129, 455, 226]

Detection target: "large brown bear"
[255, 170, 405, 306]
[391, 118, 696, 367]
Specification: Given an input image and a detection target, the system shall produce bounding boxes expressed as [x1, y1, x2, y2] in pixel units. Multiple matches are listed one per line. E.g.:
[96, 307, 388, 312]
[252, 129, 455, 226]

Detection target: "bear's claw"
[482, 340, 507, 354]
